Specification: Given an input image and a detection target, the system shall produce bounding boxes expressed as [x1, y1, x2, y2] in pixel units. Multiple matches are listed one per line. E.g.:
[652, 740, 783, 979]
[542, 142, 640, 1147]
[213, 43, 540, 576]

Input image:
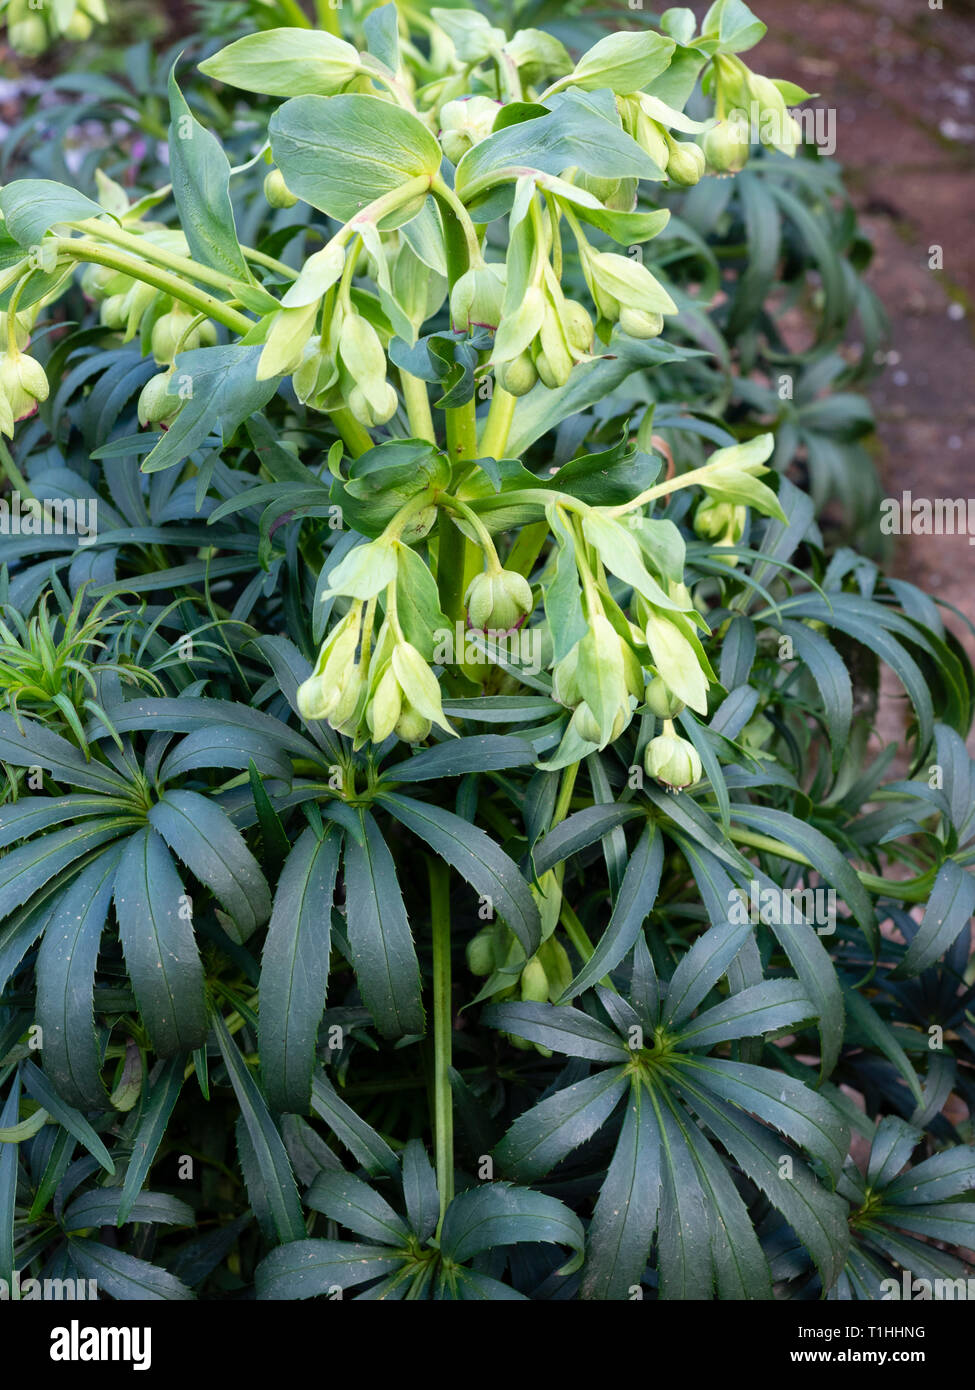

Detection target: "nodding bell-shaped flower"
[495, 351, 538, 397]
[645, 725, 703, 790]
[0, 350, 49, 436]
[438, 95, 501, 164]
[645, 675, 685, 720]
[703, 120, 750, 174]
[366, 662, 403, 743]
[555, 613, 643, 749]
[465, 567, 534, 633]
[137, 371, 181, 429]
[663, 134, 707, 186]
[264, 168, 298, 209]
[150, 306, 217, 366]
[618, 308, 664, 340]
[363, 636, 454, 745]
[7, 0, 49, 56]
[338, 310, 397, 428]
[0, 309, 35, 353]
[450, 261, 507, 333]
[296, 609, 363, 724]
[580, 246, 677, 329]
[394, 698, 432, 745]
[693, 496, 747, 543]
[562, 299, 595, 355]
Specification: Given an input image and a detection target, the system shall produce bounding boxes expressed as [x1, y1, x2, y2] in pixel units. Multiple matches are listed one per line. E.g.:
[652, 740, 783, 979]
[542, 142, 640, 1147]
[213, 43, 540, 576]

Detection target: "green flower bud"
[0, 351, 49, 433]
[634, 111, 671, 171]
[533, 347, 568, 390]
[520, 956, 549, 1003]
[264, 168, 298, 209]
[645, 731, 702, 790]
[293, 336, 339, 407]
[571, 699, 629, 746]
[394, 699, 432, 744]
[562, 299, 594, 355]
[645, 675, 684, 720]
[150, 307, 215, 366]
[466, 927, 496, 977]
[552, 645, 581, 708]
[391, 641, 454, 738]
[297, 615, 362, 723]
[569, 700, 603, 745]
[537, 937, 573, 1001]
[450, 262, 506, 333]
[62, 7, 94, 40]
[439, 95, 500, 164]
[466, 567, 533, 633]
[582, 248, 677, 325]
[693, 496, 747, 542]
[664, 136, 707, 186]
[702, 120, 750, 174]
[100, 294, 129, 330]
[82, 263, 128, 301]
[366, 663, 403, 744]
[574, 172, 623, 203]
[495, 352, 538, 397]
[137, 371, 181, 429]
[643, 609, 710, 715]
[0, 310, 33, 353]
[618, 307, 664, 340]
[348, 381, 398, 428]
[9, 13, 49, 56]
[339, 311, 390, 414]
[740, 713, 774, 753]
[330, 660, 369, 735]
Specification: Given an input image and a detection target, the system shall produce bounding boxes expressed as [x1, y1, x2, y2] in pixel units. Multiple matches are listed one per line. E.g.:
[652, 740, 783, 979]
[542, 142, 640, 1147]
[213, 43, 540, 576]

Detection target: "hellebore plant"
[0, 0, 972, 1303]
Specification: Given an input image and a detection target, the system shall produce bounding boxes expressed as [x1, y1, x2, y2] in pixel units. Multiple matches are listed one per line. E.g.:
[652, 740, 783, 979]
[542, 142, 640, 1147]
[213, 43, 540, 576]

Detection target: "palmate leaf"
[486, 938, 850, 1298]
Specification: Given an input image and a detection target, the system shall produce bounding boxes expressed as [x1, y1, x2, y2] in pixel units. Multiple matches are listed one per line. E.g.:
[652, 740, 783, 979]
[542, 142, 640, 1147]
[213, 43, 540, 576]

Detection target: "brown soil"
[753, 0, 975, 753]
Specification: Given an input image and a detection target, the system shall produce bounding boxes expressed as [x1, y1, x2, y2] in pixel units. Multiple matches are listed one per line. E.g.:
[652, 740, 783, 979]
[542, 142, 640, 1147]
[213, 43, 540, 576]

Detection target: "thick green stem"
[329, 408, 373, 459]
[279, 0, 313, 26]
[479, 384, 517, 460]
[55, 240, 253, 335]
[503, 520, 548, 580]
[428, 858, 454, 1230]
[71, 218, 247, 297]
[400, 369, 436, 444]
[0, 437, 33, 499]
[439, 400, 482, 683]
[445, 398, 478, 468]
[314, 0, 342, 34]
[605, 455, 749, 518]
[559, 900, 612, 986]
